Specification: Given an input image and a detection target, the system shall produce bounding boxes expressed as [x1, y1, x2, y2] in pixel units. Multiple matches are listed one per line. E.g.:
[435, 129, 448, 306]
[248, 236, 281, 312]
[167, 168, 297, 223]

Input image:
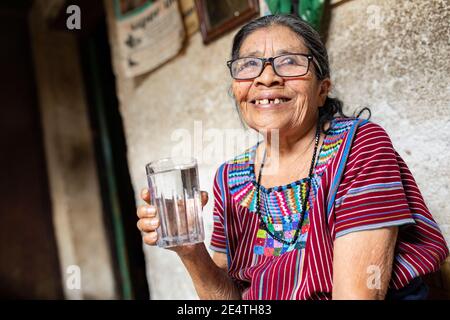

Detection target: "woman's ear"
[318, 78, 331, 107]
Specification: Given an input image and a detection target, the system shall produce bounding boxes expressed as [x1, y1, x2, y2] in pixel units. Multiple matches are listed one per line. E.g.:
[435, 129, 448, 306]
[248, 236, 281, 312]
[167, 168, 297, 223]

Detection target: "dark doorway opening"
[0, 0, 63, 299]
[77, 3, 149, 300]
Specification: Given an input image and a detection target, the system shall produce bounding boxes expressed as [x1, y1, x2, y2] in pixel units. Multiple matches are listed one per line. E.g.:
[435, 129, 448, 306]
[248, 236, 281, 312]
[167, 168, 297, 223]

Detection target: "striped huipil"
[209, 117, 449, 300]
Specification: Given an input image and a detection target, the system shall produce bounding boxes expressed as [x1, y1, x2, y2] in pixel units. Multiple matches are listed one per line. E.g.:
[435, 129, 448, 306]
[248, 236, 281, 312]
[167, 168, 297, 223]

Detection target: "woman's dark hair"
[230, 14, 370, 133]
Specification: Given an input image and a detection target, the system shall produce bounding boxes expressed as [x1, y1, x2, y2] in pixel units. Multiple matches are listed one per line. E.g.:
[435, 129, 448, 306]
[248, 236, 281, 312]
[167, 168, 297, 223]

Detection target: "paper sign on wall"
[113, 0, 185, 78]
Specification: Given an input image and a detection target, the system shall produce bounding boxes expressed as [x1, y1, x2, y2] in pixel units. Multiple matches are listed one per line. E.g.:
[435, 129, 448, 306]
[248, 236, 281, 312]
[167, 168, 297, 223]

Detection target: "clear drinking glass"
[145, 157, 205, 248]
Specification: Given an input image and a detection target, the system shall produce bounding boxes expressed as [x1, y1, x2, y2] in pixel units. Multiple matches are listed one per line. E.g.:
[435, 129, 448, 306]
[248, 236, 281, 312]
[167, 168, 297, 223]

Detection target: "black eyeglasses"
[226, 53, 322, 80]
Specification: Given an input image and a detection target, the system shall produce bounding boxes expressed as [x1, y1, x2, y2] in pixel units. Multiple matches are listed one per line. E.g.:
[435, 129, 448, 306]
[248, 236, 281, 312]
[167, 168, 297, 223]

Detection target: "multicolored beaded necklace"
[255, 119, 321, 245]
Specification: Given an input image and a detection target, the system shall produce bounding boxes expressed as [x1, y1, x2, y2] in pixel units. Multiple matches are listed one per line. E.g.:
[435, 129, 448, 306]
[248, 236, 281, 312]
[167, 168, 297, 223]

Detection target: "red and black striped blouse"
[209, 117, 448, 300]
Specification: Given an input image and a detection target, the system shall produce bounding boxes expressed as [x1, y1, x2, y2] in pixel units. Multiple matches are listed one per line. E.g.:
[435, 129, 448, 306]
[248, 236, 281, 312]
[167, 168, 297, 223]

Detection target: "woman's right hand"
[137, 188, 239, 299]
[136, 188, 209, 256]
[136, 188, 160, 246]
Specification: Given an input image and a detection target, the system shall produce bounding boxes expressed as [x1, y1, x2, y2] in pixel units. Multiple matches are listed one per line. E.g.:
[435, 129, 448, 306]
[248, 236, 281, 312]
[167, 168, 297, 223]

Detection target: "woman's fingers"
[136, 204, 156, 219]
[137, 216, 160, 232]
[141, 188, 151, 204]
[201, 191, 209, 208]
[137, 204, 159, 246]
[142, 231, 158, 246]
[138, 189, 159, 246]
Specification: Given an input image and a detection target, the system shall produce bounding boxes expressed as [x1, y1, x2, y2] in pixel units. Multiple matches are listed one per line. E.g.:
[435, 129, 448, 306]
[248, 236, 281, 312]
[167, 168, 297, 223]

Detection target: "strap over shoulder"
[326, 117, 368, 219]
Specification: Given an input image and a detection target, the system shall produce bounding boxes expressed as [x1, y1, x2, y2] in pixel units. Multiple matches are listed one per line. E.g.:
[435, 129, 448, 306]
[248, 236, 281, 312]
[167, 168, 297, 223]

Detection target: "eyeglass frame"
[226, 53, 323, 80]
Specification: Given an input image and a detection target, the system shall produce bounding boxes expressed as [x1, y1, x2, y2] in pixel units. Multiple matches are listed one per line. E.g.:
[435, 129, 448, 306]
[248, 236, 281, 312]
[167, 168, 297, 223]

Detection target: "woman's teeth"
[254, 98, 288, 105]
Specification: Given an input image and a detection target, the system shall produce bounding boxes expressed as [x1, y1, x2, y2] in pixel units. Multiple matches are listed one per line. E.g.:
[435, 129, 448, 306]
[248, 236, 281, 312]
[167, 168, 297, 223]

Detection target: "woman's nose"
[254, 63, 284, 87]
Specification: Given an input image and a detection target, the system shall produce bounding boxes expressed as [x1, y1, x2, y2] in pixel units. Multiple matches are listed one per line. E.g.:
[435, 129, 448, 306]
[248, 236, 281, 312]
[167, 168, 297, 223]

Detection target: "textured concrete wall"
[327, 0, 450, 245]
[108, 0, 449, 299]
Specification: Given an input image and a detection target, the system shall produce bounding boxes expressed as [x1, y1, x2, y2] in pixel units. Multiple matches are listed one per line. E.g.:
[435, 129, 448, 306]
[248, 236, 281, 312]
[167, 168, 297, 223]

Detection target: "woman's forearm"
[178, 243, 241, 300]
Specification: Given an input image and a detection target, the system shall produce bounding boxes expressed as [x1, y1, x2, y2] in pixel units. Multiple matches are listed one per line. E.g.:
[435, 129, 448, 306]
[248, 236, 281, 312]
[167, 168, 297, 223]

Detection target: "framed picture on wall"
[195, 0, 260, 44]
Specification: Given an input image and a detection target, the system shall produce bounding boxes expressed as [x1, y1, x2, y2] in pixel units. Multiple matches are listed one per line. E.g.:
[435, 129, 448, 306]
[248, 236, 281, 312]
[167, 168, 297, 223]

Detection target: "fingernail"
[149, 233, 157, 240]
[148, 219, 158, 227]
[146, 206, 155, 215]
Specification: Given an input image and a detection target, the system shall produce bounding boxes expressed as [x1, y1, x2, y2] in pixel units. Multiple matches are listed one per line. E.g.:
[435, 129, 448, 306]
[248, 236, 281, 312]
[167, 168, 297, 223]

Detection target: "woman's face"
[232, 25, 329, 135]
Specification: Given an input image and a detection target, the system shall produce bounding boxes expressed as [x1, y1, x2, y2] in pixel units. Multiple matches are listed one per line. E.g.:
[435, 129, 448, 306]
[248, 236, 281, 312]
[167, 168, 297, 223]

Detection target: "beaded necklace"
[255, 120, 321, 245]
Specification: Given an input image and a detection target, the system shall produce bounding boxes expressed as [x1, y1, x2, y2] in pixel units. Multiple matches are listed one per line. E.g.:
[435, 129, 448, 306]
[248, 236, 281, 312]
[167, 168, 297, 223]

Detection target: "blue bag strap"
[326, 118, 368, 219]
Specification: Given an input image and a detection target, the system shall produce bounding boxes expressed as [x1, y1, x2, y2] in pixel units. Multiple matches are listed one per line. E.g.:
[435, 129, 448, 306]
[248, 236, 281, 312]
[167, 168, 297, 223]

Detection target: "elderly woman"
[136, 15, 448, 300]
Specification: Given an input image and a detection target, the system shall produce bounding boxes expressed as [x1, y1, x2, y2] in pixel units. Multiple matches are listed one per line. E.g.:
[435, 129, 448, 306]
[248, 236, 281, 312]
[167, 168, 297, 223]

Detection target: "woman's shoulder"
[332, 117, 399, 178]
[331, 117, 393, 145]
[348, 118, 395, 152]
[321, 117, 396, 176]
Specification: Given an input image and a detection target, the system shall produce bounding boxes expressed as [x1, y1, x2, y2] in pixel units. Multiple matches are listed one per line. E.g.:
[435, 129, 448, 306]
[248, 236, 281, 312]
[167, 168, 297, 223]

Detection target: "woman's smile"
[248, 92, 293, 110]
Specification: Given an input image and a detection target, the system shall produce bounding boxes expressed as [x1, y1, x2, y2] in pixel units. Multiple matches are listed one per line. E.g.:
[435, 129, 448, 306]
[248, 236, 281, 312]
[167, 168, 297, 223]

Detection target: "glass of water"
[145, 157, 205, 248]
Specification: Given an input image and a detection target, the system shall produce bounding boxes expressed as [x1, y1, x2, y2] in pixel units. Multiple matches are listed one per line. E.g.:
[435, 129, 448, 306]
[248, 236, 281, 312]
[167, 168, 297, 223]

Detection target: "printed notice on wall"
[113, 0, 185, 78]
